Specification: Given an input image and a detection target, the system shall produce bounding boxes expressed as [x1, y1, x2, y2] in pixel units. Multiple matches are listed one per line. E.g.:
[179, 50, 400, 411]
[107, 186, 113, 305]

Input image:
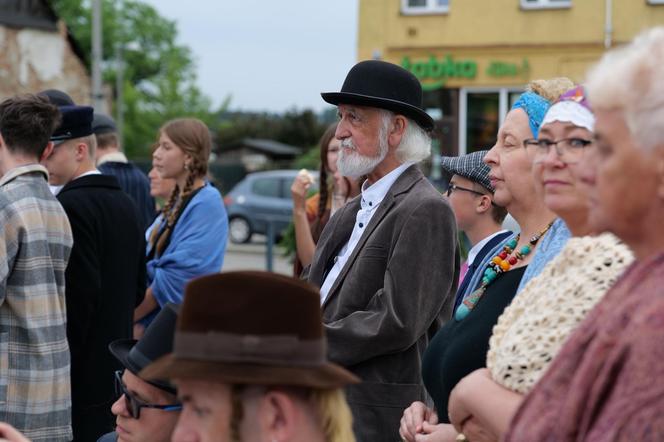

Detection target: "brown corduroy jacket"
[306, 164, 459, 442]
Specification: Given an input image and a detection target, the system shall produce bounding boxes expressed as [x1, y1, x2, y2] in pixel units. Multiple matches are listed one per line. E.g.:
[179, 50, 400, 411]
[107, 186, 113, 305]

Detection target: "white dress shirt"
[466, 229, 511, 268]
[320, 162, 414, 304]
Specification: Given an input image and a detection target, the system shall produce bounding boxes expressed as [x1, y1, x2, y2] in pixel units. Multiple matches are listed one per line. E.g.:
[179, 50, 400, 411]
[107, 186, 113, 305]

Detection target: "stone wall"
[0, 21, 91, 104]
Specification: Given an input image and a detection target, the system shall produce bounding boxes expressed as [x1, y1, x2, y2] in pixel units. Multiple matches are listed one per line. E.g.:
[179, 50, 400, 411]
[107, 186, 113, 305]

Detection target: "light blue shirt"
[319, 162, 414, 303]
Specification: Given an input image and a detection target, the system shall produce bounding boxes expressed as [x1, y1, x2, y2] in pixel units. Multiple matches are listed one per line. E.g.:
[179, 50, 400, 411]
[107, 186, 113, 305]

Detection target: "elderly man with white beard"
[305, 60, 459, 441]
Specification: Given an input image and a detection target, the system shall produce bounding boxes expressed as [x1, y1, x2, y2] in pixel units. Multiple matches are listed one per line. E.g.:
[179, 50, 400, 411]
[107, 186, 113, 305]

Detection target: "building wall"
[0, 21, 90, 104]
[358, 0, 664, 155]
[359, 0, 664, 88]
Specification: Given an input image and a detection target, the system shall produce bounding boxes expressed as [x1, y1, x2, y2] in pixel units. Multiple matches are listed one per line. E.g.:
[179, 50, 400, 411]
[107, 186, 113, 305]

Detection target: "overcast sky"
[141, 0, 359, 113]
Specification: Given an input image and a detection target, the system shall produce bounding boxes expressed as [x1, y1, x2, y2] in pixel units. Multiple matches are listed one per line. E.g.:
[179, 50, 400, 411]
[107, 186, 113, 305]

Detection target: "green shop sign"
[401, 56, 530, 91]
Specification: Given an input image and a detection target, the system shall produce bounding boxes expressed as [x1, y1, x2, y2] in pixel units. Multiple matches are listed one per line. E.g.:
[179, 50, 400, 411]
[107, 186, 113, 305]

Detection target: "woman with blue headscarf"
[399, 78, 575, 442]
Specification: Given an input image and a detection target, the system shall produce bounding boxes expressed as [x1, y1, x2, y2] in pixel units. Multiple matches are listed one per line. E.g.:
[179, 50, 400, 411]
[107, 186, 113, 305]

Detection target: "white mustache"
[340, 139, 356, 150]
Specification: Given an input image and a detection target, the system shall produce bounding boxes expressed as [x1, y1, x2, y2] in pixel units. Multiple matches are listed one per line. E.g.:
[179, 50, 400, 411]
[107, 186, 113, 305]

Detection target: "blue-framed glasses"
[114, 370, 182, 419]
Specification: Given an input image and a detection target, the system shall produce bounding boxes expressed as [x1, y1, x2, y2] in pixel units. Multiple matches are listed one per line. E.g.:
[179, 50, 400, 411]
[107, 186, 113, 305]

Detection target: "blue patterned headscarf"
[511, 91, 551, 138]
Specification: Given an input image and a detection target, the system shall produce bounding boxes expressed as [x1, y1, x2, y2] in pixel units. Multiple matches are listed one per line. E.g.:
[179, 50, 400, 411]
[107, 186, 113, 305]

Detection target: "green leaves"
[51, 0, 217, 158]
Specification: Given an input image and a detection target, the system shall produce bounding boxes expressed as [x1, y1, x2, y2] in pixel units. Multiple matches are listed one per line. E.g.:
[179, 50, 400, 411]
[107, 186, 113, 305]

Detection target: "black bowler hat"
[50, 105, 94, 145]
[109, 303, 179, 394]
[321, 60, 434, 131]
[38, 89, 74, 106]
[92, 113, 117, 136]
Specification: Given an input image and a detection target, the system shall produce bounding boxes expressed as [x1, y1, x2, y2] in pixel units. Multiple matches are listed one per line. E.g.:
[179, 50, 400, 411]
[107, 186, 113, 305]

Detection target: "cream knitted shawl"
[487, 233, 634, 394]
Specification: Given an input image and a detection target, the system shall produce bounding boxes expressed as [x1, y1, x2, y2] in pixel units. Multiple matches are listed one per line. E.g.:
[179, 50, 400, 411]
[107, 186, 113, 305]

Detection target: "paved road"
[222, 235, 293, 275]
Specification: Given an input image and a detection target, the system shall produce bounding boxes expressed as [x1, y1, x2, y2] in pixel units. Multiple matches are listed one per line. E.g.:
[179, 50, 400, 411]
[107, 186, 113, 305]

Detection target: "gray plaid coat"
[0, 165, 73, 441]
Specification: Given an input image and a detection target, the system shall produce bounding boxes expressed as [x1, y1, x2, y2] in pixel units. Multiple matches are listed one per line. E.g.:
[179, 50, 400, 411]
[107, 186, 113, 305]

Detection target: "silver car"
[223, 169, 318, 243]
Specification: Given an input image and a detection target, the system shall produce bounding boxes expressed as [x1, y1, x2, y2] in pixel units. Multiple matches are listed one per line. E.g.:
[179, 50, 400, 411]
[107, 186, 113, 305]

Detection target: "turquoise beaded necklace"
[454, 221, 554, 321]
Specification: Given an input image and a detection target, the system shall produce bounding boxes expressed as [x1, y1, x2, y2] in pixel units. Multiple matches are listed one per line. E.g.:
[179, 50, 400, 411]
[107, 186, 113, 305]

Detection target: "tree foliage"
[51, 0, 216, 158]
[216, 108, 326, 150]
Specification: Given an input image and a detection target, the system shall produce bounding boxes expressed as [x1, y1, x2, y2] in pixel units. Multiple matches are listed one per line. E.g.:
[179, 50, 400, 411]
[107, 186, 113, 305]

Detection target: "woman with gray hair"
[505, 26, 664, 441]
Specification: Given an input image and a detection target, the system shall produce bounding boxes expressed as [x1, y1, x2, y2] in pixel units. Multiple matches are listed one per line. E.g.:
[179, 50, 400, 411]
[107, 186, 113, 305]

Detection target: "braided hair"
[317, 123, 339, 220]
[148, 118, 212, 257]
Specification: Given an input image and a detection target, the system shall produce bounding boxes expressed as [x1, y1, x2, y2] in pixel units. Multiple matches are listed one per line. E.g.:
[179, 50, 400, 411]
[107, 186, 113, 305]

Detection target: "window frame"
[401, 0, 450, 15]
[520, 0, 572, 10]
[458, 87, 524, 155]
[647, 0, 664, 5]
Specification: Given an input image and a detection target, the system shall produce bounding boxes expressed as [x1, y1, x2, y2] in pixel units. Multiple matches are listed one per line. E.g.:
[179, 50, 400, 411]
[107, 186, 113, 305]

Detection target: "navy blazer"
[453, 230, 513, 312]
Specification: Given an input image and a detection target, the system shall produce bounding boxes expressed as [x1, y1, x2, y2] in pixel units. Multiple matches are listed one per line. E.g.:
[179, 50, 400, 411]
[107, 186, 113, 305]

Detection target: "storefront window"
[458, 88, 523, 155]
[509, 91, 522, 108]
[466, 92, 499, 153]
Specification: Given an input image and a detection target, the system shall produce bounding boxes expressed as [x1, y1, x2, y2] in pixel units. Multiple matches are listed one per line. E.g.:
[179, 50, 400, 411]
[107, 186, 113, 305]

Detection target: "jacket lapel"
[322, 165, 424, 308]
[310, 198, 359, 286]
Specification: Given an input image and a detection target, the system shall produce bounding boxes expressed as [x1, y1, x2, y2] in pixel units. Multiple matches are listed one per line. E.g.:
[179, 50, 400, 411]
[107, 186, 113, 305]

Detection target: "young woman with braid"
[134, 118, 228, 336]
[290, 123, 361, 276]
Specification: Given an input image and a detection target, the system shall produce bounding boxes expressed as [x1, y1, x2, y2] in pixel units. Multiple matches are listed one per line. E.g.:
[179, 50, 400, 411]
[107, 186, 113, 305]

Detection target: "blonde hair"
[527, 77, 576, 103]
[309, 388, 356, 442]
[148, 118, 212, 257]
[229, 386, 355, 442]
[586, 26, 664, 151]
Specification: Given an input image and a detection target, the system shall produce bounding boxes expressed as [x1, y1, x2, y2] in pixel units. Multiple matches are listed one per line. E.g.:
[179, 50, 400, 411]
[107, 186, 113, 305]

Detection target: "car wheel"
[229, 217, 252, 244]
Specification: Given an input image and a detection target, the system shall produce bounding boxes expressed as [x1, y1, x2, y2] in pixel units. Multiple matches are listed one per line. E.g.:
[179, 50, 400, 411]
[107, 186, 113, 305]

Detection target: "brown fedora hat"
[141, 271, 359, 388]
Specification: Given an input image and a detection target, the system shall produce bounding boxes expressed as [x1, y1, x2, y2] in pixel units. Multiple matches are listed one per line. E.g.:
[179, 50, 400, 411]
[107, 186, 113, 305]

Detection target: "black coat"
[57, 174, 146, 442]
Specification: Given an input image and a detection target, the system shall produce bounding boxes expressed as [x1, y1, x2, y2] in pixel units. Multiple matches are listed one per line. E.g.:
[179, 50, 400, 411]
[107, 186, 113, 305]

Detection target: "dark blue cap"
[92, 113, 117, 135]
[51, 105, 94, 145]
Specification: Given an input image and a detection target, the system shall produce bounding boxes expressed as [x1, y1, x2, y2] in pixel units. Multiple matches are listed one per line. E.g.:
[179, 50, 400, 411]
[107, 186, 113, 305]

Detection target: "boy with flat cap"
[142, 271, 360, 442]
[439, 150, 511, 310]
[41, 102, 147, 441]
[0, 94, 73, 441]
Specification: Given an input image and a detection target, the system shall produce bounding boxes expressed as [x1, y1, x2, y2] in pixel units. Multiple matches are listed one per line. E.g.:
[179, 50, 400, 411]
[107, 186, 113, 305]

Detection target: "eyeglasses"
[523, 137, 592, 164]
[446, 183, 487, 198]
[114, 370, 182, 419]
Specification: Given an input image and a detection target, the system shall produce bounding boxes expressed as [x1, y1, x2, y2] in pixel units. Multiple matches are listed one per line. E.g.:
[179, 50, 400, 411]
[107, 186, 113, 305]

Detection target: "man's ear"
[476, 194, 493, 215]
[74, 141, 89, 162]
[388, 115, 408, 148]
[40, 142, 55, 162]
[259, 390, 301, 442]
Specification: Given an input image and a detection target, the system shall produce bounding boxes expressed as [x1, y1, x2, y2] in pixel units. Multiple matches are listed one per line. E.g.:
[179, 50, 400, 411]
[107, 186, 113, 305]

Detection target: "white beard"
[337, 136, 388, 178]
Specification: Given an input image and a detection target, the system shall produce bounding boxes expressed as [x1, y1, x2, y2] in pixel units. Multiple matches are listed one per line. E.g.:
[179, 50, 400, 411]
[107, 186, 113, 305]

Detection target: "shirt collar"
[74, 169, 102, 180]
[0, 164, 49, 187]
[467, 229, 510, 266]
[360, 162, 414, 210]
[97, 151, 128, 166]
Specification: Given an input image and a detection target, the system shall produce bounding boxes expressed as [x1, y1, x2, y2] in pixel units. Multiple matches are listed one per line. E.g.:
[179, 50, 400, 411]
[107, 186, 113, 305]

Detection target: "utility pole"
[91, 0, 105, 110]
[115, 43, 124, 147]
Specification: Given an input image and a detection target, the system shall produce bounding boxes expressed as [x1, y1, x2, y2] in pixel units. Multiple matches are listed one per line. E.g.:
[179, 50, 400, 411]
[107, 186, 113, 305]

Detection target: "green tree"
[51, 0, 217, 158]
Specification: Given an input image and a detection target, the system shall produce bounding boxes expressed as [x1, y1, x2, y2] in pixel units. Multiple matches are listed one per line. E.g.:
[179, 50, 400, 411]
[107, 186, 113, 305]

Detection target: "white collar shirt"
[319, 162, 414, 304]
[466, 229, 510, 267]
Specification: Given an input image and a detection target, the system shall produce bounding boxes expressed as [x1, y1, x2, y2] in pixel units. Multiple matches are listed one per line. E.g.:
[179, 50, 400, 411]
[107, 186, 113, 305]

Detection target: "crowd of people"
[0, 25, 663, 442]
